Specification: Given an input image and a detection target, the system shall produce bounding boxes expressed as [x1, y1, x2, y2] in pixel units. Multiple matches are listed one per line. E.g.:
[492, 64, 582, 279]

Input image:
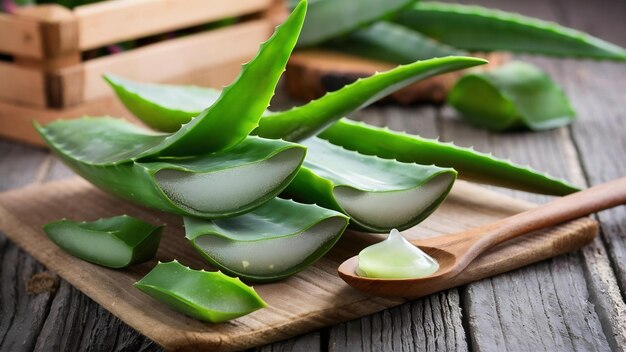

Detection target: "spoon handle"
[468, 176, 626, 253]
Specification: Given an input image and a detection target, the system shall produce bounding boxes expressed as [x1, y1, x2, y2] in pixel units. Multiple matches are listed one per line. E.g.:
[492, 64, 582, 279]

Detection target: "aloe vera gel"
[356, 229, 439, 279]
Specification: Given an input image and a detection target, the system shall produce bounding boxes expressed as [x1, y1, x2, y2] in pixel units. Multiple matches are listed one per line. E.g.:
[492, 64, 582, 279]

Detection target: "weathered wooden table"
[2, 0, 625, 351]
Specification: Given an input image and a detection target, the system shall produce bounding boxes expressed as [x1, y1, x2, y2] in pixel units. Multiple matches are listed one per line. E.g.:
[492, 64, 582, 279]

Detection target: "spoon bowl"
[338, 246, 458, 297]
[338, 177, 626, 298]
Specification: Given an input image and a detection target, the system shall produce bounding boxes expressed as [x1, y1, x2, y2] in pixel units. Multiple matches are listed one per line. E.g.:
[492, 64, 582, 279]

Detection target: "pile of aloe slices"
[38, 1, 581, 323]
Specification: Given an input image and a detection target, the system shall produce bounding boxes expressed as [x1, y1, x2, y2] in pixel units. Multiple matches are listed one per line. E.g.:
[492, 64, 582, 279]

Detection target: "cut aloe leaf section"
[36, 118, 305, 218]
[323, 21, 465, 65]
[448, 61, 575, 131]
[105, 57, 486, 140]
[318, 119, 580, 196]
[185, 198, 349, 282]
[135, 261, 266, 323]
[43, 215, 163, 268]
[104, 74, 220, 133]
[286, 137, 456, 233]
[296, 0, 416, 47]
[395, 2, 626, 61]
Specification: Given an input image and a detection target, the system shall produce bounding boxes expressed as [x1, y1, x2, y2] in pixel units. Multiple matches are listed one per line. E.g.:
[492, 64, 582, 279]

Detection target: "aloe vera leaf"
[104, 74, 220, 133]
[185, 198, 349, 282]
[323, 21, 466, 65]
[135, 261, 266, 323]
[43, 215, 163, 269]
[395, 2, 626, 61]
[448, 61, 575, 131]
[318, 119, 580, 196]
[36, 118, 305, 218]
[258, 56, 486, 141]
[134, 1, 307, 155]
[284, 137, 456, 233]
[296, 0, 416, 47]
[106, 57, 487, 139]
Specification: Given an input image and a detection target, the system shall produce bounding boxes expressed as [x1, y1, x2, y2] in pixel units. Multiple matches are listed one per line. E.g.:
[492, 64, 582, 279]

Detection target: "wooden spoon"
[338, 177, 626, 297]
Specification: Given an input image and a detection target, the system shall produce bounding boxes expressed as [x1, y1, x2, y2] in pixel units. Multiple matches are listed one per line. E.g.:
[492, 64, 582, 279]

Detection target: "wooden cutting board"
[285, 49, 509, 104]
[0, 178, 597, 351]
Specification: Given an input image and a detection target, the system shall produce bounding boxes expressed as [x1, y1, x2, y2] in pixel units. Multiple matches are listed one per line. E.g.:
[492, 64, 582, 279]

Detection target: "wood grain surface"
[0, 178, 597, 351]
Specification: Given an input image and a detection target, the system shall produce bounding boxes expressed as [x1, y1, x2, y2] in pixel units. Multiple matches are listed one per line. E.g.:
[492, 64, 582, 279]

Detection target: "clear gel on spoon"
[356, 229, 439, 279]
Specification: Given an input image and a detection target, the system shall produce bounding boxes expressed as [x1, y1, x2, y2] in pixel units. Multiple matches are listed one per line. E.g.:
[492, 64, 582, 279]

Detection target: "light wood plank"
[75, 0, 274, 50]
[0, 62, 47, 108]
[0, 14, 43, 58]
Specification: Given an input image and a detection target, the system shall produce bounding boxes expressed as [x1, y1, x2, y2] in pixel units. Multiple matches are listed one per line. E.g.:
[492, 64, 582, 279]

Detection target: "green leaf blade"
[395, 2, 626, 61]
[255, 56, 487, 141]
[297, 0, 417, 47]
[323, 21, 466, 65]
[318, 119, 580, 196]
[104, 74, 220, 133]
[448, 61, 575, 131]
[145, 1, 308, 156]
[135, 261, 266, 323]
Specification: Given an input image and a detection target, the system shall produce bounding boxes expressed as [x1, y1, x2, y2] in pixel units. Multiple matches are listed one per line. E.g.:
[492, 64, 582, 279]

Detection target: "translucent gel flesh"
[356, 229, 439, 279]
[334, 173, 453, 229]
[155, 150, 300, 213]
[194, 218, 346, 276]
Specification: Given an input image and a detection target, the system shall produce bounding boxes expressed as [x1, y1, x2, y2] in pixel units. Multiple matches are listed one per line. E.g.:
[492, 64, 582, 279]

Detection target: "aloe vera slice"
[185, 198, 348, 282]
[105, 57, 486, 139]
[135, 261, 266, 323]
[36, 118, 305, 218]
[395, 2, 626, 61]
[448, 61, 575, 131]
[319, 119, 580, 196]
[43, 215, 162, 268]
[285, 137, 456, 233]
[296, 0, 416, 47]
[323, 21, 465, 65]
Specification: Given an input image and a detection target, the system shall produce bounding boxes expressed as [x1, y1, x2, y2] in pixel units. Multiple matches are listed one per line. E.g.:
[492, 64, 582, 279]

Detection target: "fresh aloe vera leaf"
[285, 137, 456, 233]
[297, 0, 416, 47]
[185, 198, 349, 282]
[323, 21, 465, 65]
[104, 74, 220, 133]
[105, 57, 486, 138]
[43, 215, 162, 268]
[135, 261, 266, 323]
[395, 2, 626, 61]
[36, 118, 305, 218]
[319, 119, 580, 196]
[140, 1, 307, 156]
[257, 56, 486, 141]
[449, 61, 575, 131]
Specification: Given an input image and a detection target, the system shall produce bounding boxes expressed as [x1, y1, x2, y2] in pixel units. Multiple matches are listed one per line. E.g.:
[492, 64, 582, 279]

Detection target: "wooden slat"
[75, 0, 274, 50]
[0, 62, 47, 108]
[0, 14, 43, 58]
[0, 57, 247, 146]
[77, 19, 270, 102]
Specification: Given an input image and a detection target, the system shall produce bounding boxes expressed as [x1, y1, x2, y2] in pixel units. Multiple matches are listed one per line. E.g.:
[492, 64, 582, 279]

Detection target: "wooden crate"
[0, 0, 285, 145]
